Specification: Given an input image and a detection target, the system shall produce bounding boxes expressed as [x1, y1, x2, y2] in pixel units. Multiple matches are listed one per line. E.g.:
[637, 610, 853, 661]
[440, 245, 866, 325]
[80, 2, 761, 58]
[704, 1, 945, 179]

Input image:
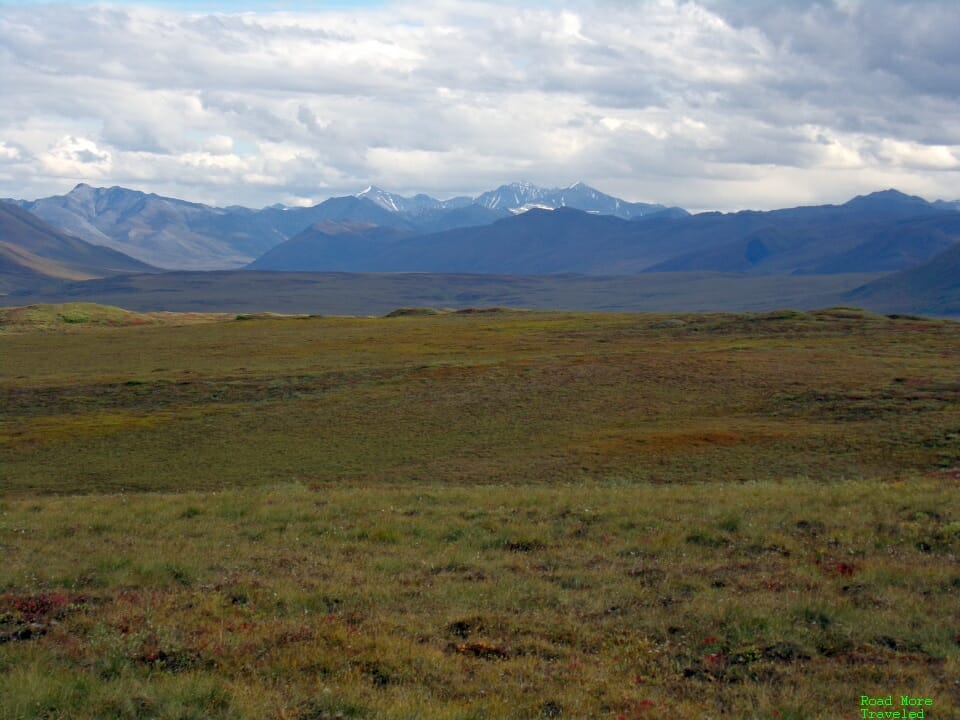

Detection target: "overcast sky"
[1, 0, 959, 212]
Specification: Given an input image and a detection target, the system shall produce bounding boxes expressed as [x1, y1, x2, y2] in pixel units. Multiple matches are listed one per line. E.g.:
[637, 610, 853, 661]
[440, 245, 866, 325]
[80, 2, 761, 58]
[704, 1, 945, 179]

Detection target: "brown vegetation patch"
[925, 467, 960, 480]
[579, 426, 789, 459]
[385, 307, 442, 317]
[450, 641, 510, 660]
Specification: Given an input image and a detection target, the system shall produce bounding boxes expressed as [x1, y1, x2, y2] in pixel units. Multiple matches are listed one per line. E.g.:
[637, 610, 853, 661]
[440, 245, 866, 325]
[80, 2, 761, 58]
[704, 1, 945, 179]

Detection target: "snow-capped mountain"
[474, 181, 673, 219]
[10, 181, 686, 270]
[355, 186, 472, 214]
[354, 181, 676, 219]
[355, 186, 421, 213]
[474, 181, 553, 210]
[245, 189, 960, 279]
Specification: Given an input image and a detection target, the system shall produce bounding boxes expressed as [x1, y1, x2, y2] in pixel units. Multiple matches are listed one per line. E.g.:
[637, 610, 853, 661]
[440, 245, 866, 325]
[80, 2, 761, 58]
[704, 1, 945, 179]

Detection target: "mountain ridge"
[12, 181, 676, 270]
[249, 190, 960, 278]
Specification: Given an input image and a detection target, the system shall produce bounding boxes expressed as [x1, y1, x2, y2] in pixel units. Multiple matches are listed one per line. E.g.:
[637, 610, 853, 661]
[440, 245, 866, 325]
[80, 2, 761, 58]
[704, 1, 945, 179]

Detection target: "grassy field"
[2, 304, 959, 719]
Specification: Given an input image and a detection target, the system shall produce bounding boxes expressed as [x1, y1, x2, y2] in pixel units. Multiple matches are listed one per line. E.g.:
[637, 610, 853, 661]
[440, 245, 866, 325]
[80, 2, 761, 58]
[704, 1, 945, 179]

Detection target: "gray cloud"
[1, 0, 958, 211]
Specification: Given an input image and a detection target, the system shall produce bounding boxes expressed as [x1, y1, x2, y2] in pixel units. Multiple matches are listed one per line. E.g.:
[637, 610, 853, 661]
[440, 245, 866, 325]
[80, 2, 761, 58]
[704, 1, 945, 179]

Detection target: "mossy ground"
[1, 305, 959, 718]
[0, 302, 230, 333]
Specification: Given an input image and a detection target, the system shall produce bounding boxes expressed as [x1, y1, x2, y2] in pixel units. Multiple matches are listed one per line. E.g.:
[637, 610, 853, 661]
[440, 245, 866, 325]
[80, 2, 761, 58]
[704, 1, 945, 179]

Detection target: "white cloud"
[40, 136, 113, 177]
[203, 134, 235, 155]
[1, 0, 959, 210]
[0, 141, 22, 162]
[875, 139, 960, 171]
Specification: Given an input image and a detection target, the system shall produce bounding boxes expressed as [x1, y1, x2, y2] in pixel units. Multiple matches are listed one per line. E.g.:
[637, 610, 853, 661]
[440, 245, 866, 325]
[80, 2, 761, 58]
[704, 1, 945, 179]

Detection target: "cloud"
[40, 136, 112, 177]
[0, 141, 23, 162]
[203, 134, 235, 155]
[1, 0, 959, 210]
[874, 138, 960, 171]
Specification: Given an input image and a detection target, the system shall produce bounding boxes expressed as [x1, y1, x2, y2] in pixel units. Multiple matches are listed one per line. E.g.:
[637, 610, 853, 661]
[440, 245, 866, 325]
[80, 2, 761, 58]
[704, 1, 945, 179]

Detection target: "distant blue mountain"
[15, 183, 959, 280]
[248, 189, 960, 276]
[848, 239, 960, 317]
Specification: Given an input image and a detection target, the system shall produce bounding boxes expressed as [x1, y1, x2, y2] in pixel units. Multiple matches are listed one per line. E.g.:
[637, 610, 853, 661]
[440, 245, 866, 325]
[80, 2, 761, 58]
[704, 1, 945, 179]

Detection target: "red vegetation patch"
[924, 467, 960, 481]
[810, 555, 858, 577]
[614, 697, 658, 719]
[834, 562, 857, 577]
[0, 591, 79, 622]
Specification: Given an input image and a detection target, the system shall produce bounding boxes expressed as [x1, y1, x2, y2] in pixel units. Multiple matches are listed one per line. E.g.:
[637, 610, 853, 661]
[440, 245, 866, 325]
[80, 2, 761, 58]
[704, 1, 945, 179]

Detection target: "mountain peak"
[67, 183, 100, 198]
[845, 188, 930, 207]
[472, 181, 666, 218]
[352, 186, 448, 214]
[839, 189, 944, 221]
[354, 185, 403, 212]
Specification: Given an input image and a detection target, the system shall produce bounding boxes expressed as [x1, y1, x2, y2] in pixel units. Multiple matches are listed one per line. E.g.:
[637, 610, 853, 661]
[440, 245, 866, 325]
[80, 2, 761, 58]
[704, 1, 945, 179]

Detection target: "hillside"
[0, 201, 154, 292]
[17, 184, 282, 270]
[846, 241, 960, 317]
[247, 221, 412, 271]
[0, 242, 94, 284]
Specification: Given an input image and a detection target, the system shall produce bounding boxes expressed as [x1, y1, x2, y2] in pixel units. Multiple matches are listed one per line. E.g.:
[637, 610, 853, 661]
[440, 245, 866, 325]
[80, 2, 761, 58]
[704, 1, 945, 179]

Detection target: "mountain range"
[2, 183, 960, 318]
[250, 188, 960, 277]
[7, 181, 679, 270]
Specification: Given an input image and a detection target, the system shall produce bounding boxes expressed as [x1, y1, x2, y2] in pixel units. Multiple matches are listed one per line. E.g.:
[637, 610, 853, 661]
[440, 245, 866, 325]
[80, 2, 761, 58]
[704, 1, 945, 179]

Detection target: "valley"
[1, 269, 885, 317]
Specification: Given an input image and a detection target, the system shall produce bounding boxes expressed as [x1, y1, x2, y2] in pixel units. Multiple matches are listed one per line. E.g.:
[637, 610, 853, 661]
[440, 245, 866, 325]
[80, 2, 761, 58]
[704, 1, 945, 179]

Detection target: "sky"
[1, 0, 959, 212]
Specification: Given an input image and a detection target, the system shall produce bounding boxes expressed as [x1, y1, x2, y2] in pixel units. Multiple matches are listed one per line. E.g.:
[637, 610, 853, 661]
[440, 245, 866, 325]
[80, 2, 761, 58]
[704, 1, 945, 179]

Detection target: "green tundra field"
[1, 303, 959, 719]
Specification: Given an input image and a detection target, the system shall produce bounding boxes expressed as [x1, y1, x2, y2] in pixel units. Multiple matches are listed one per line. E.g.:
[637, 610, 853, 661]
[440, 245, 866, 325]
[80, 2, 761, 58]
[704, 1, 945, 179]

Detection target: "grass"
[1, 481, 958, 719]
[0, 302, 230, 333]
[2, 306, 958, 495]
[1, 304, 959, 718]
